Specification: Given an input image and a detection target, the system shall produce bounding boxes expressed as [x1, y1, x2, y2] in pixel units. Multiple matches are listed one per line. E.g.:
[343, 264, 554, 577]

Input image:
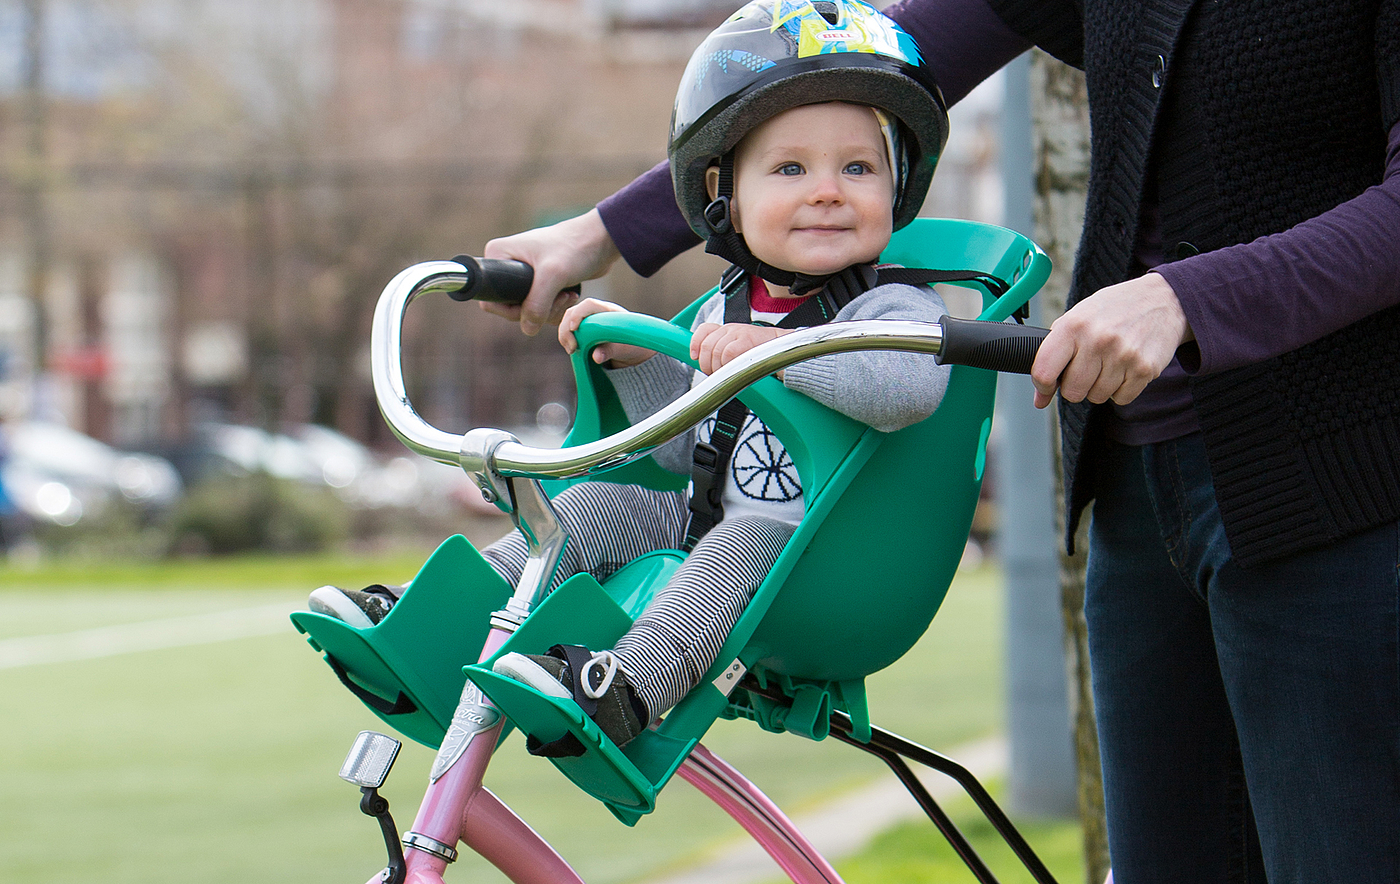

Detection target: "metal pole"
[996, 52, 1076, 817]
[20, 0, 52, 420]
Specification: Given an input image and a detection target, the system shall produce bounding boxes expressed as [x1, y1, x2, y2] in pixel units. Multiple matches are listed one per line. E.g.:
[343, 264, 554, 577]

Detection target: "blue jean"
[1085, 433, 1400, 884]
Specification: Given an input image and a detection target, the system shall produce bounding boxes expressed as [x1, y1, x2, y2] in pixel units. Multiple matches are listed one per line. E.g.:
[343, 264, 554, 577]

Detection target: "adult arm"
[596, 0, 1031, 279]
[1156, 119, 1400, 375]
[1031, 121, 1400, 407]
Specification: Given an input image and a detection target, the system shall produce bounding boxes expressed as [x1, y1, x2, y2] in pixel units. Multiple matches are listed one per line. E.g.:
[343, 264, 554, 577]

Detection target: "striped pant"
[481, 482, 794, 719]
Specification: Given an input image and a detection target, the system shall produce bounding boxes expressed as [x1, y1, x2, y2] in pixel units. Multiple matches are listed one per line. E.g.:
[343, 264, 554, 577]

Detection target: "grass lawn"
[804, 779, 1086, 884]
[0, 542, 1074, 883]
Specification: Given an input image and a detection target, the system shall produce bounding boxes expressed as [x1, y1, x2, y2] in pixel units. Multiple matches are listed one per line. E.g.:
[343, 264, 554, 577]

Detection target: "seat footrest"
[468, 572, 699, 819]
[468, 666, 663, 813]
[291, 534, 510, 748]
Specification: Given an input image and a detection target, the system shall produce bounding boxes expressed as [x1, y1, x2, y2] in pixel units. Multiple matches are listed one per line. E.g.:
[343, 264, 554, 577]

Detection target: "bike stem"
[389, 453, 583, 884]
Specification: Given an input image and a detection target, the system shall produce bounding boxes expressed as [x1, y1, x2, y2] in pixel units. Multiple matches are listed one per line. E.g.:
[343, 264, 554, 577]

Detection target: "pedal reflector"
[340, 730, 402, 788]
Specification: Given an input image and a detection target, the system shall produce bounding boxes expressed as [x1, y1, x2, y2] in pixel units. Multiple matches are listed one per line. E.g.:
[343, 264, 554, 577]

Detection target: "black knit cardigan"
[988, 0, 1400, 566]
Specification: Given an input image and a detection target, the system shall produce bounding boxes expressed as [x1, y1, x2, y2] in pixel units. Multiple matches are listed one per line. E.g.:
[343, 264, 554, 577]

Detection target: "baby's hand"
[559, 298, 655, 368]
[691, 323, 791, 376]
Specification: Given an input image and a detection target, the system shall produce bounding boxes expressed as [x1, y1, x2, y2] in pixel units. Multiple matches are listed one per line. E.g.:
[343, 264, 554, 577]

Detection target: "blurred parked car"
[166, 419, 577, 520]
[164, 421, 445, 511]
[1, 421, 182, 527]
[163, 422, 319, 488]
[289, 423, 422, 510]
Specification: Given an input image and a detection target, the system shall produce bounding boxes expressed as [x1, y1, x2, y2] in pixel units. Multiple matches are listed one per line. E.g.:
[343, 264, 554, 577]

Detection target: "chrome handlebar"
[370, 261, 951, 483]
[370, 261, 479, 468]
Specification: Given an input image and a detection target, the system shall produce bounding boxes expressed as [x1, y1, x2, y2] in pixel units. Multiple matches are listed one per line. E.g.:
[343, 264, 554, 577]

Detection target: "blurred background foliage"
[0, 0, 1009, 562]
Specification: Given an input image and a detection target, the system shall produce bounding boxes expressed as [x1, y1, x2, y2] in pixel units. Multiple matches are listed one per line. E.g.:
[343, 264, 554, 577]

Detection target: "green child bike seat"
[293, 217, 1049, 823]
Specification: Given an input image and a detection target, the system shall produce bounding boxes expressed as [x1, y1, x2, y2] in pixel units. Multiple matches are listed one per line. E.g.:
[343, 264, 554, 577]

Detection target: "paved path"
[644, 736, 1007, 884]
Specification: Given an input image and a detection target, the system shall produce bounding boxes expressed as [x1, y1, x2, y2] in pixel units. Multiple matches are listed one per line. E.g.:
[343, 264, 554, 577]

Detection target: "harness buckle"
[688, 442, 726, 518]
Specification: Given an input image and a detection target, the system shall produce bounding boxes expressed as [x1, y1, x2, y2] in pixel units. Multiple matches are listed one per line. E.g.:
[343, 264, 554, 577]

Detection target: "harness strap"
[876, 266, 1010, 296]
[683, 269, 749, 548]
[682, 398, 750, 550]
[875, 266, 1023, 319]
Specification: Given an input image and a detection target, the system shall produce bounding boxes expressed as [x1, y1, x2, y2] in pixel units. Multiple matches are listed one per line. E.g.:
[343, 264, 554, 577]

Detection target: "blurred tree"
[1029, 49, 1107, 884]
[1, 0, 714, 443]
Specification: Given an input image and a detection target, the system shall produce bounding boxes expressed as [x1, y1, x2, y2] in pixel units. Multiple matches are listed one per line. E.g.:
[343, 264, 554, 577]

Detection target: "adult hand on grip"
[448, 256, 534, 304]
[482, 209, 622, 336]
[1030, 272, 1194, 409]
[936, 317, 1049, 374]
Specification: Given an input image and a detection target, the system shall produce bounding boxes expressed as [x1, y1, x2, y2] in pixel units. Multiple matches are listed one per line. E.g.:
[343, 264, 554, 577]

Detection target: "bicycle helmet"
[668, 0, 948, 243]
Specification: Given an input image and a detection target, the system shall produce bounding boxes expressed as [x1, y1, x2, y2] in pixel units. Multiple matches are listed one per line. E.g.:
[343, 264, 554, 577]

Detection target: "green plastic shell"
[293, 218, 1050, 819]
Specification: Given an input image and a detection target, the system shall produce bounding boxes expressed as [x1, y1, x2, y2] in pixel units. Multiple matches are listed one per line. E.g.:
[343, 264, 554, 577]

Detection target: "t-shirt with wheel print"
[694, 408, 805, 526]
[689, 281, 813, 527]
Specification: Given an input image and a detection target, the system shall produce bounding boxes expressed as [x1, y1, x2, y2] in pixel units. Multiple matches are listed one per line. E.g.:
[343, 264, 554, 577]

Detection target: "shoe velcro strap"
[550, 644, 601, 718]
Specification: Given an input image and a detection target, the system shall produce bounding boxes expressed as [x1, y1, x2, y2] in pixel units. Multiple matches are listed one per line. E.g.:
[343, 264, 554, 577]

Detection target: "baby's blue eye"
[844, 162, 873, 175]
[778, 162, 804, 176]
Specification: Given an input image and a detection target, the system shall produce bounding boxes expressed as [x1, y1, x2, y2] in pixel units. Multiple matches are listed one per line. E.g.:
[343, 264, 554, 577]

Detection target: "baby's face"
[728, 103, 895, 281]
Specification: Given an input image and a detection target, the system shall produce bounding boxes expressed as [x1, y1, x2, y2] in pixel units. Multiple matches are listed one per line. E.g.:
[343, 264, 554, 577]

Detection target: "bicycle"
[293, 217, 1067, 884]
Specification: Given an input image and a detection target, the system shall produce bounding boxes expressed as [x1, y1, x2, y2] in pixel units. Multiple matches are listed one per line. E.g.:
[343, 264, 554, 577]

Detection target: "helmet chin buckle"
[703, 196, 733, 235]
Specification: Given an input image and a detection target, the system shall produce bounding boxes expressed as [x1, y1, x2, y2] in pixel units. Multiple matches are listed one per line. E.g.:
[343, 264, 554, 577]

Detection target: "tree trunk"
[1027, 50, 1110, 884]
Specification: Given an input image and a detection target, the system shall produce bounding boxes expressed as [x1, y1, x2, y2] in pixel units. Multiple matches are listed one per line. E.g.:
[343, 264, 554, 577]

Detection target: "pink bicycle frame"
[364, 261, 854, 883]
[379, 624, 843, 884]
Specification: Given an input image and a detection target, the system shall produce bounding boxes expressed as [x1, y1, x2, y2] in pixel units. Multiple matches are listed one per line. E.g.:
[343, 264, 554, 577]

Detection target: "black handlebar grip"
[447, 255, 534, 304]
[936, 315, 1050, 375]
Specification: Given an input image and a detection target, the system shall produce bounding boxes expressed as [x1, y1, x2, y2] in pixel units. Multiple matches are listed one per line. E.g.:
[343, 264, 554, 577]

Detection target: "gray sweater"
[604, 282, 951, 525]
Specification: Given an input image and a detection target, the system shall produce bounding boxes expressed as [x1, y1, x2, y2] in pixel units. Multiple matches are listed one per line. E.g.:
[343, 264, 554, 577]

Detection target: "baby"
[313, 0, 954, 754]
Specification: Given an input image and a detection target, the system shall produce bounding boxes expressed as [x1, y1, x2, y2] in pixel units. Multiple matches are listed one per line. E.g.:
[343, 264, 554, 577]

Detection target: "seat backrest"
[548, 219, 1045, 747]
[565, 219, 1046, 681]
[740, 364, 992, 681]
[729, 218, 1046, 682]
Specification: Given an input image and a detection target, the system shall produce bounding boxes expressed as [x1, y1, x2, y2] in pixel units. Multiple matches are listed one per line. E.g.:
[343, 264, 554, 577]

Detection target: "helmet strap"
[701, 153, 835, 297]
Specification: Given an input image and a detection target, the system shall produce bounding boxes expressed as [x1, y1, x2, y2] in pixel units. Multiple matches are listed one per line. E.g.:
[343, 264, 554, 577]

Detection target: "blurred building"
[0, 0, 1005, 451]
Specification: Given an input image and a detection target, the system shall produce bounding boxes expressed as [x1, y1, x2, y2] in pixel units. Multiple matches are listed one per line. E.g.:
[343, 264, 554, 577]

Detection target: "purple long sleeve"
[882, 0, 1030, 106]
[1157, 120, 1400, 375]
[596, 162, 698, 278]
[596, 0, 1030, 277]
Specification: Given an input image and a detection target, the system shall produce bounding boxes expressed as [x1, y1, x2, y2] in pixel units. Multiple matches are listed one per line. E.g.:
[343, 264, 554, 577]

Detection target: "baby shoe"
[493, 644, 649, 754]
[307, 584, 401, 628]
